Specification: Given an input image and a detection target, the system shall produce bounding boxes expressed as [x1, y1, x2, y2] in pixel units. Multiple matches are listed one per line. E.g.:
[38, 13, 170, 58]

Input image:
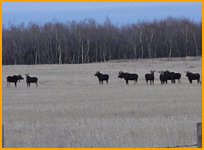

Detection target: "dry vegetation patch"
[2, 57, 202, 148]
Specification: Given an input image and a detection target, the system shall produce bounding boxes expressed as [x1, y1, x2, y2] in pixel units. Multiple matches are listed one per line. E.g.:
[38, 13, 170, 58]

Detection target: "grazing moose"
[25, 74, 38, 87]
[94, 71, 109, 85]
[186, 71, 201, 84]
[7, 75, 24, 87]
[118, 71, 138, 85]
[145, 70, 155, 85]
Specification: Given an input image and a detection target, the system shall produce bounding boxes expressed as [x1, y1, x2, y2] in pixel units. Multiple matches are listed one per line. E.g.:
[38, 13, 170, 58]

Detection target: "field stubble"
[2, 57, 202, 148]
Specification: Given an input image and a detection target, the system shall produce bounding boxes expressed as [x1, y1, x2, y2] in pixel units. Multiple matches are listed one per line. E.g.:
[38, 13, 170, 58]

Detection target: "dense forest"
[2, 17, 202, 65]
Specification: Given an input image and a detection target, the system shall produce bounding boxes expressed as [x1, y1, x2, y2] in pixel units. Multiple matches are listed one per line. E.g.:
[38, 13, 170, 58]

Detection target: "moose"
[164, 70, 176, 83]
[158, 71, 173, 84]
[25, 74, 38, 87]
[173, 72, 181, 83]
[159, 71, 174, 84]
[159, 70, 181, 84]
[159, 71, 168, 84]
[7, 75, 24, 87]
[94, 71, 109, 85]
[118, 71, 138, 85]
[145, 70, 155, 85]
[186, 71, 201, 84]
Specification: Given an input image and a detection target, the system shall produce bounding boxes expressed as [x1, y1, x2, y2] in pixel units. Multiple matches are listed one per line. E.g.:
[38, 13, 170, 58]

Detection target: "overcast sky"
[2, 2, 202, 27]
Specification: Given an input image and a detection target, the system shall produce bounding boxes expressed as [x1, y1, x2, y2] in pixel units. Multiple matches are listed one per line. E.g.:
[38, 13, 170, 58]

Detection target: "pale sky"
[2, 2, 202, 27]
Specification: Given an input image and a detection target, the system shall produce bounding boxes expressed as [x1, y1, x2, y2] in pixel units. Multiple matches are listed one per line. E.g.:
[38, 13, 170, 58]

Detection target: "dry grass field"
[2, 57, 202, 148]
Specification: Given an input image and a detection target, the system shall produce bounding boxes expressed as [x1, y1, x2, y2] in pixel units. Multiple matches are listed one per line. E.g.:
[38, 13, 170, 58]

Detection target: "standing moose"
[118, 71, 138, 85]
[145, 70, 155, 85]
[7, 75, 24, 87]
[94, 71, 109, 85]
[173, 72, 181, 83]
[159, 70, 181, 84]
[25, 74, 38, 87]
[186, 71, 201, 84]
[159, 71, 168, 84]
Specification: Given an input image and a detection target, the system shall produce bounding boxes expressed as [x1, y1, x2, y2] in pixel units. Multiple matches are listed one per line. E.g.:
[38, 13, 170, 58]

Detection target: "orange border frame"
[0, 1, 203, 149]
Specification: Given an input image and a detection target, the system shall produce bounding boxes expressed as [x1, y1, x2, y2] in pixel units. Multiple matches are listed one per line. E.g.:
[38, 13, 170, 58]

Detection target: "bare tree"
[2, 17, 202, 65]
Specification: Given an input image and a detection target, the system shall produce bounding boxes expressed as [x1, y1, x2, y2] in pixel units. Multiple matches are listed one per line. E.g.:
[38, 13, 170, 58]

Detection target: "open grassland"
[2, 57, 202, 148]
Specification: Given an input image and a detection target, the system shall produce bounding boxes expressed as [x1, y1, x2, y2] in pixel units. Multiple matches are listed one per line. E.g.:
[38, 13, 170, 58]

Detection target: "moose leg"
[197, 79, 202, 84]
[36, 82, 38, 87]
[125, 80, 128, 85]
[106, 80, 108, 84]
[14, 82, 17, 87]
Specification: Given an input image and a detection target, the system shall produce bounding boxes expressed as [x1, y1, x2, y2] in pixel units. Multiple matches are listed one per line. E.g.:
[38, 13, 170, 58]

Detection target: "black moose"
[145, 70, 155, 85]
[164, 70, 176, 83]
[94, 71, 109, 85]
[118, 71, 138, 85]
[159, 71, 168, 84]
[186, 71, 201, 84]
[7, 75, 24, 87]
[159, 70, 179, 84]
[173, 72, 181, 83]
[25, 74, 38, 87]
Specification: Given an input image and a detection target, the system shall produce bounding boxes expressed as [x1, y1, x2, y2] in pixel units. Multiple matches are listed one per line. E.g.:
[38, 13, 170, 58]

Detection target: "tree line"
[2, 17, 202, 65]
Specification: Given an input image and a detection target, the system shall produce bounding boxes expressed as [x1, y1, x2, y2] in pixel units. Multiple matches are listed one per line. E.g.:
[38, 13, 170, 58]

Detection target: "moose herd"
[95, 70, 201, 85]
[158, 71, 182, 84]
[6, 70, 201, 88]
[6, 74, 38, 87]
